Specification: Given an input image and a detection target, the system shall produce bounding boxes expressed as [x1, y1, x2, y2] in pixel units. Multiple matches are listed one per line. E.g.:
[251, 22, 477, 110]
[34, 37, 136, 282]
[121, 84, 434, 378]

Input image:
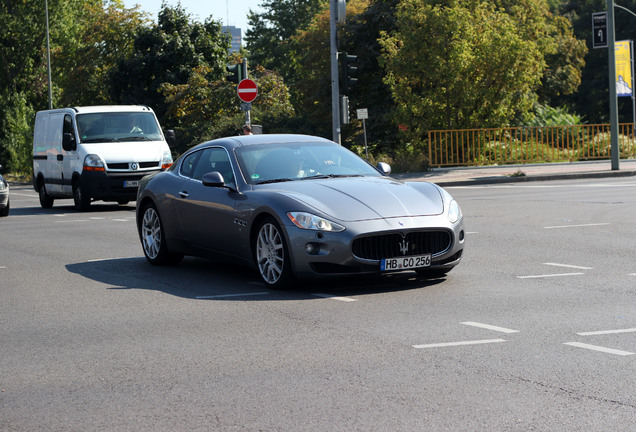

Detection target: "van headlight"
[448, 200, 462, 223]
[161, 151, 173, 169]
[83, 154, 105, 172]
[287, 212, 345, 232]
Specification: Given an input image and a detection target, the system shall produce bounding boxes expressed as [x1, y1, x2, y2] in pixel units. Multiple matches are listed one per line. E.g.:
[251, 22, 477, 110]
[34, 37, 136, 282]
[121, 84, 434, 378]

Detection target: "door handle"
[179, 191, 189, 198]
[57, 154, 64, 161]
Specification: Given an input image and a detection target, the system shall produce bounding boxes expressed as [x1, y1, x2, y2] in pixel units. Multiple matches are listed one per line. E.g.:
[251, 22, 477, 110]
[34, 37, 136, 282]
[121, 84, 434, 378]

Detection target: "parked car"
[136, 134, 464, 288]
[0, 164, 9, 217]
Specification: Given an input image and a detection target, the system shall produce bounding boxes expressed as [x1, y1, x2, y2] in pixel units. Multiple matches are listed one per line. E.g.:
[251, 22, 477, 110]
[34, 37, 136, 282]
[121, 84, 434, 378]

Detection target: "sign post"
[237, 78, 258, 128]
[356, 108, 369, 159]
[593, 12, 608, 49]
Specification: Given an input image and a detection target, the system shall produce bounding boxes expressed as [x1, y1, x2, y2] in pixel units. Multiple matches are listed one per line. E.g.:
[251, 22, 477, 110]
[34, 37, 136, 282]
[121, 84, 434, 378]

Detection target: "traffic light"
[341, 52, 358, 94]
[226, 61, 244, 84]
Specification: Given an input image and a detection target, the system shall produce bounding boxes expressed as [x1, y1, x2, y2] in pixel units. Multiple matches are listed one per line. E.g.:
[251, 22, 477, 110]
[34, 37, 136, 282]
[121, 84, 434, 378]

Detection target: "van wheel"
[73, 182, 91, 211]
[38, 183, 54, 208]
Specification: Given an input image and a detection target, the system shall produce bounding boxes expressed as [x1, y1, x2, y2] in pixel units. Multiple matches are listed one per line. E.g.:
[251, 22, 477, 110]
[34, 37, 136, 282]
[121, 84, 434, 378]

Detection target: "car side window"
[192, 148, 235, 187]
[180, 150, 201, 178]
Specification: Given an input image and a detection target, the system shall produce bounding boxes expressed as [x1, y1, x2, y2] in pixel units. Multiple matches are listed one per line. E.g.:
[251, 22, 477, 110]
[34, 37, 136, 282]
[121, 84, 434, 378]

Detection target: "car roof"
[37, 105, 155, 115]
[192, 134, 335, 151]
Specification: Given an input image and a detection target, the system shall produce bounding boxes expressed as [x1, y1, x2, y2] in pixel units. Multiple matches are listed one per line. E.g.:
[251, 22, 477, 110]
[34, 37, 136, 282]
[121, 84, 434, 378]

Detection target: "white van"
[32, 105, 174, 211]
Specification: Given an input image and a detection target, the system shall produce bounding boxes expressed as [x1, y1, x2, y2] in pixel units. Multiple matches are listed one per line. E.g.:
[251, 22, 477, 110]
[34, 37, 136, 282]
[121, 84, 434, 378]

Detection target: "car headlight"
[0, 177, 6, 190]
[287, 212, 345, 232]
[448, 199, 462, 223]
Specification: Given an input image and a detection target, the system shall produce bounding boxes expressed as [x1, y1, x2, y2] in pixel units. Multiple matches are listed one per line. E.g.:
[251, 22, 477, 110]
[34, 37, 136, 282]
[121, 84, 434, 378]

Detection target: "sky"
[123, 0, 263, 32]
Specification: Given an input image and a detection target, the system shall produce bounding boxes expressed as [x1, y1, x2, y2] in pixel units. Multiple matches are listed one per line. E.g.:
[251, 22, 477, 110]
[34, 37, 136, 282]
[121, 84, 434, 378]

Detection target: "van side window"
[63, 114, 73, 136]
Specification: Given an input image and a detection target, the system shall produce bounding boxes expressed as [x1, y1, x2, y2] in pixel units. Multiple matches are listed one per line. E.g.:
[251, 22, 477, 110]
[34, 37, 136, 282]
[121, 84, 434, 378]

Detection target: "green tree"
[378, 0, 581, 145]
[245, 0, 328, 86]
[56, 0, 150, 106]
[109, 4, 230, 125]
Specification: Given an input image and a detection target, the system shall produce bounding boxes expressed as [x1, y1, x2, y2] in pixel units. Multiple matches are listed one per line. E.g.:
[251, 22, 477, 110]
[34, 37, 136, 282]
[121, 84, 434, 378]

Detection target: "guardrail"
[428, 123, 636, 167]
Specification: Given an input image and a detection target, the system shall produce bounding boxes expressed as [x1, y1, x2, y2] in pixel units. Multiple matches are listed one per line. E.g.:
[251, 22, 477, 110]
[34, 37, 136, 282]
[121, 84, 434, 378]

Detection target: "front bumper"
[80, 170, 161, 201]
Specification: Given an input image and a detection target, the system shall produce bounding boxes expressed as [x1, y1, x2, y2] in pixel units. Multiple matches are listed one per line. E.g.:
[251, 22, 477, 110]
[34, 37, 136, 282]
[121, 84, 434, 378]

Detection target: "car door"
[174, 147, 239, 256]
[60, 114, 79, 195]
[44, 113, 65, 194]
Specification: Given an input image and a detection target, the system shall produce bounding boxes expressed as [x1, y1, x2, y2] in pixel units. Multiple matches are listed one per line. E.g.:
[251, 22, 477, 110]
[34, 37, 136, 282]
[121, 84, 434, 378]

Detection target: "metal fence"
[428, 123, 636, 167]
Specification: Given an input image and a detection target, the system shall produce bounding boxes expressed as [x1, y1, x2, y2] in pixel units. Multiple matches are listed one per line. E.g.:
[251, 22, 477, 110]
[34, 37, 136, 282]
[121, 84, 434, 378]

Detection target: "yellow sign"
[615, 40, 632, 97]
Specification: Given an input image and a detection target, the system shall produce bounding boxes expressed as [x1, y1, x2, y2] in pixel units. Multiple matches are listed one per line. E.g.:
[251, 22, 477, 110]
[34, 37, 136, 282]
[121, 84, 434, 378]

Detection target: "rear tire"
[254, 217, 294, 289]
[38, 183, 54, 208]
[140, 203, 183, 266]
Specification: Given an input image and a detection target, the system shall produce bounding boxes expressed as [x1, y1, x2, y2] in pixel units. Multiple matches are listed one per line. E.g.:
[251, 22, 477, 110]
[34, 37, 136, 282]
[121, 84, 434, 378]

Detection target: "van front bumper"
[80, 170, 160, 201]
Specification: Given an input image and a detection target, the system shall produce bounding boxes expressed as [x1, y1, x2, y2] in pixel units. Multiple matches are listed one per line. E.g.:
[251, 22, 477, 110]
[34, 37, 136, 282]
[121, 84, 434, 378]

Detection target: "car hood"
[266, 176, 444, 222]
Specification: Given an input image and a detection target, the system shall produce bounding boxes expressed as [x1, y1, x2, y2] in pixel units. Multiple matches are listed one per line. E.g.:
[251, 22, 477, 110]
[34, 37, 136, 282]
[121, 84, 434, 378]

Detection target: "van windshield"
[77, 112, 163, 143]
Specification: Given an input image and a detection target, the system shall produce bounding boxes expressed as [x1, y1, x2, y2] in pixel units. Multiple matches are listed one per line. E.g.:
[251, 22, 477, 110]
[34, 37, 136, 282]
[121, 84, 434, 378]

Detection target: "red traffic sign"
[237, 79, 258, 103]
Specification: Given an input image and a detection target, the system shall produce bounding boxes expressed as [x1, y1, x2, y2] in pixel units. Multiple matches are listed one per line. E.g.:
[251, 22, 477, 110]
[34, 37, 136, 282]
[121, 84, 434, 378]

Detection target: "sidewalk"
[393, 159, 636, 186]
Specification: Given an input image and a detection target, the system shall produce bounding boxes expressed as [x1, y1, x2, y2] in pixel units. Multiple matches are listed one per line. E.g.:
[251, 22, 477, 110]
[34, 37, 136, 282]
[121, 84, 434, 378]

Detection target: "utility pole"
[45, 0, 52, 109]
[330, 0, 341, 144]
[608, 0, 620, 170]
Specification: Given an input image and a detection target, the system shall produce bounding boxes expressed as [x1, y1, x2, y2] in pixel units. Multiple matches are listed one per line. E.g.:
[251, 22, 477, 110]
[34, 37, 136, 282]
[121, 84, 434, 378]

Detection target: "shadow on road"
[65, 256, 447, 301]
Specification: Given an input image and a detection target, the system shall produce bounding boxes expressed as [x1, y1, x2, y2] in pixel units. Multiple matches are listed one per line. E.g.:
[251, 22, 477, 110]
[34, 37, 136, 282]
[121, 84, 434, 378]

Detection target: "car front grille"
[352, 230, 453, 260]
[107, 161, 160, 170]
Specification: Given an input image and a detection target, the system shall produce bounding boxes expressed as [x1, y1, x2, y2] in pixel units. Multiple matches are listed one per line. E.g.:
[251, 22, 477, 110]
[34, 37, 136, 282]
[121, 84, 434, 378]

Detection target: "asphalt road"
[1, 179, 635, 431]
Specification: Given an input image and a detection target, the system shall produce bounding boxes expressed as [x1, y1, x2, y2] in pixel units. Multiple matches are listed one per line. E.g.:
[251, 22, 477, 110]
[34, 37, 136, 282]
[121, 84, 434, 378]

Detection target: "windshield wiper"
[301, 174, 363, 180]
[256, 178, 294, 185]
[120, 136, 152, 141]
[81, 138, 120, 143]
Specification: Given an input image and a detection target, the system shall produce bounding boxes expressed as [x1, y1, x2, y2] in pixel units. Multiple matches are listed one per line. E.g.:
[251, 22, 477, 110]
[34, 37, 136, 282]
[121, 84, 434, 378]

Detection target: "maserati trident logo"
[399, 239, 409, 256]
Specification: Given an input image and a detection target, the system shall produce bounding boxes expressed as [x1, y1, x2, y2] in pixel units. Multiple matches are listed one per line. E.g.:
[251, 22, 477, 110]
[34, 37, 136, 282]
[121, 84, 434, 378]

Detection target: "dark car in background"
[0, 165, 9, 217]
[136, 134, 464, 288]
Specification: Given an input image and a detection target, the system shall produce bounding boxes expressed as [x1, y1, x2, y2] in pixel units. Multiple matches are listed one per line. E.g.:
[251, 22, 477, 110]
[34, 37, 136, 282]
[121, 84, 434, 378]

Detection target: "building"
[222, 26, 242, 53]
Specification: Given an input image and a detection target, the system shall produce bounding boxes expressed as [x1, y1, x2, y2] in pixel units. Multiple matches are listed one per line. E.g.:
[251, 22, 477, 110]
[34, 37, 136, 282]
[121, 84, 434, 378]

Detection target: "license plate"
[124, 180, 140, 188]
[380, 254, 431, 272]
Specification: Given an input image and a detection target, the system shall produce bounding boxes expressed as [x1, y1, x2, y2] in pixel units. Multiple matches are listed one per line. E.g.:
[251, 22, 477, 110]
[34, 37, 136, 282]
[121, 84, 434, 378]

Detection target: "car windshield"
[77, 112, 162, 143]
[236, 141, 382, 185]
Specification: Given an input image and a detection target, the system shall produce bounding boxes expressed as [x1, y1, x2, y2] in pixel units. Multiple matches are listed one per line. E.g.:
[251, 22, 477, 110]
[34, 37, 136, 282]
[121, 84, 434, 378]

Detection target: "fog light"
[305, 243, 315, 254]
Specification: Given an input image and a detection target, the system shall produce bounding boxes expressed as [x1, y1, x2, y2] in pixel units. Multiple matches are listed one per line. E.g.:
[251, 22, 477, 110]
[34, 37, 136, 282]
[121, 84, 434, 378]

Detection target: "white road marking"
[312, 293, 358, 302]
[577, 328, 636, 336]
[413, 339, 506, 349]
[544, 223, 611, 229]
[543, 263, 593, 270]
[517, 272, 585, 279]
[86, 257, 138, 262]
[196, 292, 270, 299]
[461, 322, 519, 334]
[563, 342, 634, 356]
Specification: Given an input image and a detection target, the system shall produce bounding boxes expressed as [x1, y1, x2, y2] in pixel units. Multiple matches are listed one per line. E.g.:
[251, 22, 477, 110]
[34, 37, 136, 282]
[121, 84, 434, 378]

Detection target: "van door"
[44, 113, 65, 194]
[60, 114, 79, 195]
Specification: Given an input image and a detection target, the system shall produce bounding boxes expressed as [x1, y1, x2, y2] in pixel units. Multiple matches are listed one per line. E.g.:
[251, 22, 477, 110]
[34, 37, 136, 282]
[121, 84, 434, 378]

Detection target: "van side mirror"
[165, 130, 176, 148]
[62, 133, 76, 151]
[377, 161, 391, 175]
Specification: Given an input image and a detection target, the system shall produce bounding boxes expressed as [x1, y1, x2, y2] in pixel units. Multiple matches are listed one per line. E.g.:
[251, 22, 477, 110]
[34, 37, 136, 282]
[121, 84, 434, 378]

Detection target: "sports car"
[136, 134, 464, 288]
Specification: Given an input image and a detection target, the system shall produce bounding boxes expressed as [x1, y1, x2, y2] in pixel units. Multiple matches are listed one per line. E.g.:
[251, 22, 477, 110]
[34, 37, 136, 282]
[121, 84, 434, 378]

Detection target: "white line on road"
[544, 223, 611, 229]
[86, 257, 138, 262]
[563, 342, 634, 356]
[312, 293, 358, 302]
[461, 322, 519, 334]
[413, 339, 506, 349]
[196, 292, 270, 299]
[577, 328, 636, 336]
[517, 273, 585, 279]
[543, 263, 593, 270]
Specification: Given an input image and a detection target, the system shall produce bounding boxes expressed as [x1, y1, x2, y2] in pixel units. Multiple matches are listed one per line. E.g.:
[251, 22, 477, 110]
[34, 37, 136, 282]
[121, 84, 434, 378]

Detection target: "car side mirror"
[165, 129, 176, 148]
[202, 171, 225, 187]
[377, 161, 391, 175]
[62, 133, 76, 151]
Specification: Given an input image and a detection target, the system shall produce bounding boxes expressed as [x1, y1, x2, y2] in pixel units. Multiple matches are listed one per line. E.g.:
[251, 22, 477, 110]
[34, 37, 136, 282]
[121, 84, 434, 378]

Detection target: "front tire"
[73, 181, 91, 211]
[140, 203, 183, 266]
[254, 217, 293, 289]
[0, 199, 8, 217]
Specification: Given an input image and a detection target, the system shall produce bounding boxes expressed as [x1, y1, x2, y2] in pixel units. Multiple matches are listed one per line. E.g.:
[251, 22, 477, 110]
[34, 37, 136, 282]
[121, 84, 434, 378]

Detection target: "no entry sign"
[237, 79, 258, 103]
